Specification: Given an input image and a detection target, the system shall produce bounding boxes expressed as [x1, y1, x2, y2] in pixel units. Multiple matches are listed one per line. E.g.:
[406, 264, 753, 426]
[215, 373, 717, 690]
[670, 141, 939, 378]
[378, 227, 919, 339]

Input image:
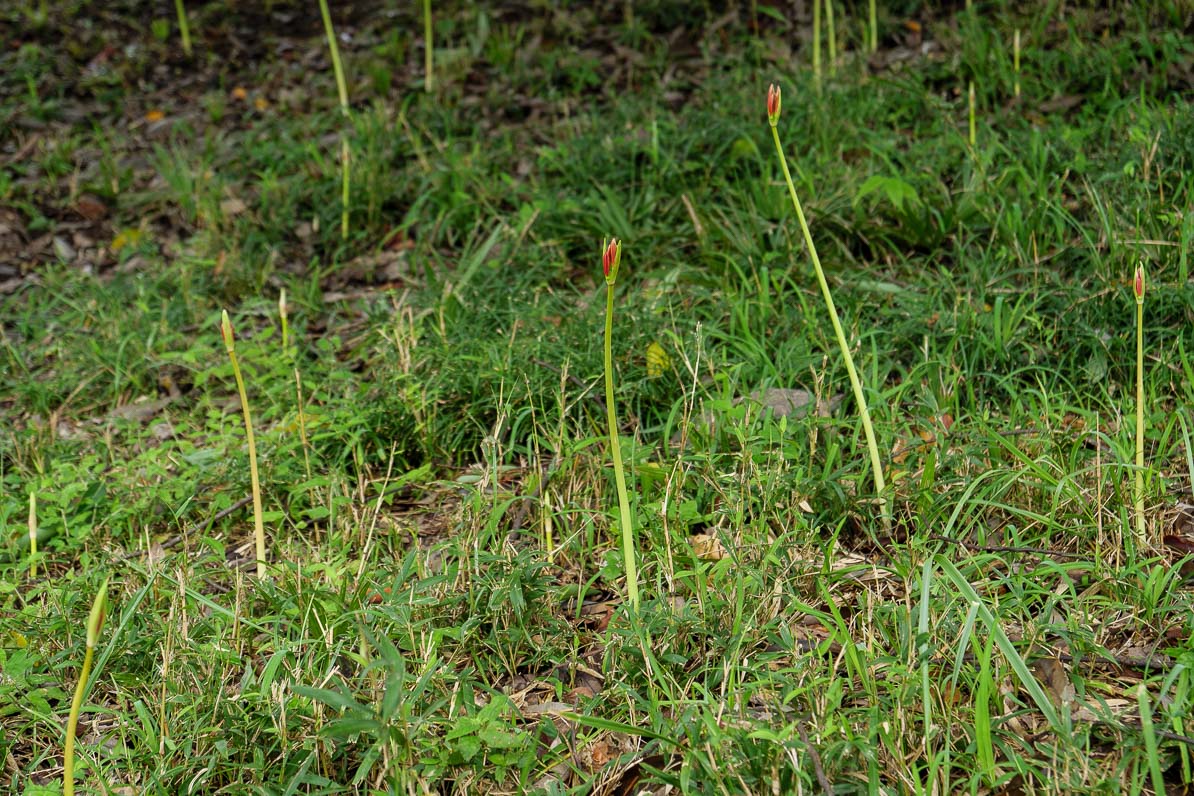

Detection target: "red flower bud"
[602, 238, 622, 285]
[767, 84, 782, 125]
[1134, 264, 1145, 302]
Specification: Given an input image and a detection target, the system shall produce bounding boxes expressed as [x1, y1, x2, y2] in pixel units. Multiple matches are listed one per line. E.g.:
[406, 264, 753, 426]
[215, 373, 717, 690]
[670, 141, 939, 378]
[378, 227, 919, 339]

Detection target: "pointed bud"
[220, 310, 235, 353]
[1134, 263, 1145, 303]
[767, 84, 782, 126]
[86, 577, 110, 649]
[602, 238, 622, 285]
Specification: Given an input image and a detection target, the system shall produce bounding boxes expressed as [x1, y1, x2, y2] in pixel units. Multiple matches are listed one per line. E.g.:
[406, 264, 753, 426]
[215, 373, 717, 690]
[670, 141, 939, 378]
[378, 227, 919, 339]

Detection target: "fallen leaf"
[74, 194, 108, 221]
[254, 96, 269, 111]
[1031, 657, 1075, 708]
[690, 532, 728, 561]
[231, 86, 248, 100]
[145, 109, 165, 122]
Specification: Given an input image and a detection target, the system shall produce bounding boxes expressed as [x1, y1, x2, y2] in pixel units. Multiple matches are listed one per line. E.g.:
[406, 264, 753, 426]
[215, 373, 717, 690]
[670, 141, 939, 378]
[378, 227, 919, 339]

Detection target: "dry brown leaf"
[690, 532, 728, 561]
[1030, 657, 1075, 708]
[220, 197, 247, 217]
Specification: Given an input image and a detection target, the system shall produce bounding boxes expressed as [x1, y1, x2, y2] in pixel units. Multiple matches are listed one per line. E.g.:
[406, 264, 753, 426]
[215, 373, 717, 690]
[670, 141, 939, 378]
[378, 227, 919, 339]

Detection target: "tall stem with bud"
[222, 311, 267, 578]
[1134, 263, 1146, 543]
[602, 239, 639, 612]
[64, 577, 109, 796]
[767, 84, 888, 526]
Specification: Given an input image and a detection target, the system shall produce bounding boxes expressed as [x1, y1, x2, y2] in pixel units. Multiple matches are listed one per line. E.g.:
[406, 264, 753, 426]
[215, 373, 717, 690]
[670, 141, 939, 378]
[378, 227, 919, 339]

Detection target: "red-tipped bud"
[602, 238, 622, 285]
[767, 84, 781, 125]
[1134, 263, 1145, 303]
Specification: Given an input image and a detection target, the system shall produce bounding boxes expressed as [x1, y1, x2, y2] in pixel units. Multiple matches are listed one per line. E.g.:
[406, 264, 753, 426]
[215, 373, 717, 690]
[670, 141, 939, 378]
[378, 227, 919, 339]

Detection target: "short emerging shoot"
[28, 491, 37, 579]
[968, 81, 976, 148]
[279, 288, 289, 356]
[1013, 29, 1021, 98]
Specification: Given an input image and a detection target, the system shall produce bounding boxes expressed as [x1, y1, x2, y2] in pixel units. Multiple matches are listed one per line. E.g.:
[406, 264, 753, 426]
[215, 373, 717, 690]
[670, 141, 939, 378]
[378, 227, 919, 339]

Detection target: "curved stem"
[63, 645, 94, 795]
[770, 124, 887, 524]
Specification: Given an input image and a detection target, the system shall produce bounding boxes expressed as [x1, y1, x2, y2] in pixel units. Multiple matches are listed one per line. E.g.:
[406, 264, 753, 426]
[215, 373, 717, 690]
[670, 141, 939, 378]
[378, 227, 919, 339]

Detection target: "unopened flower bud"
[602, 238, 622, 285]
[767, 84, 782, 126]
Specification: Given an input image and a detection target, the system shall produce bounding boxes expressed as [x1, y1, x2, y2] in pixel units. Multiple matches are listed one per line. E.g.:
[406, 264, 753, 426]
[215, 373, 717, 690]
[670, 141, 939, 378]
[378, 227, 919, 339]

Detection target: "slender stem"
[968, 81, 976, 149]
[423, 0, 434, 93]
[812, 0, 822, 93]
[174, 0, 191, 56]
[826, 0, 836, 76]
[318, 0, 351, 240]
[868, 0, 877, 53]
[318, 0, 349, 113]
[63, 645, 93, 796]
[28, 491, 36, 579]
[295, 369, 312, 483]
[1013, 29, 1021, 98]
[1136, 295, 1145, 542]
[340, 136, 351, 240]
[605, 283, 638, 611]
[226, 331, 266, 578]
[769, 125, 887, 522]
[279, 288, 289, 355]
[64, 578, 107, 796]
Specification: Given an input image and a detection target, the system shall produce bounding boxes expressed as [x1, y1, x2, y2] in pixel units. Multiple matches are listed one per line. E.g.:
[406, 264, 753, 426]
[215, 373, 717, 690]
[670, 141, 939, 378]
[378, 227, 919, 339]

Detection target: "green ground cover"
[3, 1, 1194, 792]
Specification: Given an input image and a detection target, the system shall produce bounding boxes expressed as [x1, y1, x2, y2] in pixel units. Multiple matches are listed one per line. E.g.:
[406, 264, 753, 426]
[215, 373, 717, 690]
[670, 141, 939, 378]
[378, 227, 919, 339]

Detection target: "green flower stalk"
[1134, 263, 1146, 542]
[767, 85, 888, 524]
[174, 0, 191, 57]
[868, 0, 877, 53]
[1013, 29, 1021, 98]
[968, 81, 976, 149]
[825, 0, 836, 77]
[812, 0, 822, 93]
[64, 576, 109, 796]
[222, 310, 267, 578]
[317, 0, 351, 240]
[602, 238, 639, 612]
[28, 491, 36, 579]
[423, 0, 435, 93]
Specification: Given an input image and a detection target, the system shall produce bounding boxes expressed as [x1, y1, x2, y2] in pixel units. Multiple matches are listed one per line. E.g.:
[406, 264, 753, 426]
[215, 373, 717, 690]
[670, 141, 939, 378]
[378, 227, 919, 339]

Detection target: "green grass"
[3, 1, 1194, 793]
